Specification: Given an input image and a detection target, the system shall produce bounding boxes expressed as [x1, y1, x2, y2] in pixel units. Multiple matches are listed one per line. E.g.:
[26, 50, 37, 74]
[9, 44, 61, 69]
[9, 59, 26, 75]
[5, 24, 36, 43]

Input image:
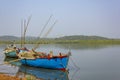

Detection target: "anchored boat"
[3, 43, 18, 58]
[18, 50, 71, 70]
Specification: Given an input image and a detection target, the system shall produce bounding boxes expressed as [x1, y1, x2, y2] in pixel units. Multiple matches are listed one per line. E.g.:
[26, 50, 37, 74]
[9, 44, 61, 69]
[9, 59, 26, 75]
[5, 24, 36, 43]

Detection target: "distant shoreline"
[0, 39, 120, 45]
[0, 35, 120, 45]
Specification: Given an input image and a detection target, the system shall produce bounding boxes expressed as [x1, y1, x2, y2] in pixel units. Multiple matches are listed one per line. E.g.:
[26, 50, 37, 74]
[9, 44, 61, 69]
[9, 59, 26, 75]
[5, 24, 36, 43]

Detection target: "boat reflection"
[18, 65, 69, 80]
[4, 57, 21, 66]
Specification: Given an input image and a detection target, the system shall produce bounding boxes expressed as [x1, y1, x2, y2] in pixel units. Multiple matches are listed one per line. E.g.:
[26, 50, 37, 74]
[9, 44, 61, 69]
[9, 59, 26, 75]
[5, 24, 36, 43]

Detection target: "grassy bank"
[54, 39, 120, 45]
[0, 39, 120, 45]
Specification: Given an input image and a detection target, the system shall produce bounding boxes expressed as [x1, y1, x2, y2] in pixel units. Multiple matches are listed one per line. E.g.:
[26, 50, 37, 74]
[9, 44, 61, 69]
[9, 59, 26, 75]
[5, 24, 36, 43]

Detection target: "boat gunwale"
[19, 55, 69, 60]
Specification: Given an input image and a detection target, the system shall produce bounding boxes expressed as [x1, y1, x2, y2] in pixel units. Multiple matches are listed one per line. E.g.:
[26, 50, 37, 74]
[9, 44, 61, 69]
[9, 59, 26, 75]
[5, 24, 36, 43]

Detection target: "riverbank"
[0, 74, 26, 80]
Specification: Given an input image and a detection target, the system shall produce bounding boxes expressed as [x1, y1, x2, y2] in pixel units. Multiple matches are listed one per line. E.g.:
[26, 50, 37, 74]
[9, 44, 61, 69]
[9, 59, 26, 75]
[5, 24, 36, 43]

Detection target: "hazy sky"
[0, 0, 120, 38]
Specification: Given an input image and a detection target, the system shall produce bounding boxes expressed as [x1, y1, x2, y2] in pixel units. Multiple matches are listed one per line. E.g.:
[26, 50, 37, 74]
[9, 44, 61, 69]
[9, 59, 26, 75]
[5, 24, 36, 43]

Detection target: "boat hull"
[20, 56, 69, 70]
[4, 51, 17, 58]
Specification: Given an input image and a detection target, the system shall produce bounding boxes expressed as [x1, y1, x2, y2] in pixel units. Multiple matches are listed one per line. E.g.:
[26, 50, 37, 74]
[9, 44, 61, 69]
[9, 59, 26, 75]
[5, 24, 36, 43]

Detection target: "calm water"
[0, 44, 120, 80]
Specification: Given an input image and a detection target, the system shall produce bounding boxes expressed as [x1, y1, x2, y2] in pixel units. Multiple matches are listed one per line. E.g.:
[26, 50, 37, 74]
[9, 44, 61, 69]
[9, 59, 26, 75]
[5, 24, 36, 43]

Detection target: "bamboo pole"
[36, 15, 53, 40]
[33, 15, 53, 50]
[21, 19, 23, 48]
[43, 20, 57, 37]
[33, 20, 57, 50]
[22, 16, 32, 47]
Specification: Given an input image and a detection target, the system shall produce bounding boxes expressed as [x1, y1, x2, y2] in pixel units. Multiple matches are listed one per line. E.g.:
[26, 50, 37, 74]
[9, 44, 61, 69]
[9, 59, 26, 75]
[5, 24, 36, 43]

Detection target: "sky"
[0, 0, 120, 38]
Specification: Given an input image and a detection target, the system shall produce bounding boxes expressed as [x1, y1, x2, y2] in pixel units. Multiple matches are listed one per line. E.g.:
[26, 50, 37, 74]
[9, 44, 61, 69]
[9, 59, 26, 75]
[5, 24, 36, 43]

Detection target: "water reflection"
[69, 68, 80, 80]
[0, 57, 19, 75]
[53, 44, 111, 50]
[4, 57, 69, 80]
[1, 44, 120, 80]
[18, 65, 69, 80]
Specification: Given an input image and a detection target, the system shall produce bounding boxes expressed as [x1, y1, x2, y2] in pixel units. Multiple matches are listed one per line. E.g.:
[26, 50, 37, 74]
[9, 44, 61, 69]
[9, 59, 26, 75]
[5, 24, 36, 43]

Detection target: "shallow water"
[0, 44, 120, 80]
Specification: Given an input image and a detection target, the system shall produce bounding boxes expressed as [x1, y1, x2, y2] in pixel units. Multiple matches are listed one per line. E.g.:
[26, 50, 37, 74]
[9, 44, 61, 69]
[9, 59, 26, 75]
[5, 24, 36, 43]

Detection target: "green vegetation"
[54, 39, 120, 45]
[0, 35, 120, 45]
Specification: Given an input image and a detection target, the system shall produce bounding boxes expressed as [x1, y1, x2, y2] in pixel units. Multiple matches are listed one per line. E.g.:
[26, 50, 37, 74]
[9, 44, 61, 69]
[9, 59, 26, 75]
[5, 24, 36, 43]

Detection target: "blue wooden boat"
[20, 52, 69, 70]
[18, 65, 69, 80]
[19, 54, 70, 70]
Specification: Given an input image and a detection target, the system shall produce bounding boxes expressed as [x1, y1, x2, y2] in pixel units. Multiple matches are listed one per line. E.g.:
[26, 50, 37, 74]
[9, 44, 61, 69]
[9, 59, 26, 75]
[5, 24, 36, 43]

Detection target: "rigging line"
[37, 14, 53, 40]
[68, 60, 74, 69]
[70, 68, 80, 80]
[33, 15, 53, 50]
[33, 20, 57, 50]
[43, 20, 57, 37]
[24, 15, 32, 35]
[70, 56, 80, 69]
[68, 45, 71, 52]
[67, 47, 75, 69]
[25, 15, 32, 31]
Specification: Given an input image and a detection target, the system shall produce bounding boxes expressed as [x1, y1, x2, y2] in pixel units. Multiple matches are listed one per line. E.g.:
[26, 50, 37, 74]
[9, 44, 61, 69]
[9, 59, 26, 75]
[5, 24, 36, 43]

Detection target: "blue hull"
[20, 56, 69, 70]
[4, 51, 17, 58]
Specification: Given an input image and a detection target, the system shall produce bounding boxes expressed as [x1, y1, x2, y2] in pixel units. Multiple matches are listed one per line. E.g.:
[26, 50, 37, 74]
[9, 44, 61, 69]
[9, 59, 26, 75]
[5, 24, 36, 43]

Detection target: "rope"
[69, 56, 80, 69]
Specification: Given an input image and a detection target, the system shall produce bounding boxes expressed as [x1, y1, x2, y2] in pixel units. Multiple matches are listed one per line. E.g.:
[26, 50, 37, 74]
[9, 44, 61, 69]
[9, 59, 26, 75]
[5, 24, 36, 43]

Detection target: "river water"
[0, 44, 120, 80]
